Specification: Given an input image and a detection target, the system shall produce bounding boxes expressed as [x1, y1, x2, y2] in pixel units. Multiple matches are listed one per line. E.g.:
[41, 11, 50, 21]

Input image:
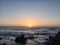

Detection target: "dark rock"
[2, 43, 6, 45]
[15, 34, 27, 44]
[49, 36, 53, 41]
[0, 37, 2, 40]
[28, 36, 34, 40]
[46, 32, 60, 45]
[45, 38, 48, 40]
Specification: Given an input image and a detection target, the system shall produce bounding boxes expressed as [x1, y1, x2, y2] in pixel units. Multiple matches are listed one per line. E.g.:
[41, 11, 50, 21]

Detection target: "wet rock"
[28, 36, 34, 40]
[15, 34, 27, 44]
[46, 32, 60, 45]
[45, 38, 48, 40]
[0, 37, 2, 40]
[2, 43, 6, 45]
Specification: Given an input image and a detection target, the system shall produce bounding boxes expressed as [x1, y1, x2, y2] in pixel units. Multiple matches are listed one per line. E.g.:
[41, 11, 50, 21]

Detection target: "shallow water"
[0, 27, 60, 45]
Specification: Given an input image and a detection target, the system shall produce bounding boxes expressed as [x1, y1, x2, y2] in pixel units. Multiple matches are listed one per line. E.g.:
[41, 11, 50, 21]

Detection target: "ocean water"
[0, 26, 60, 45]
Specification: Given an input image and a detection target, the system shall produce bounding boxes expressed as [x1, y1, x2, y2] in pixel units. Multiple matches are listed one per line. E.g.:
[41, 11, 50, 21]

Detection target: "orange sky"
[17, 18, 42, 26]
[0, 0, 60, 27]
[0, 18, 60, 26]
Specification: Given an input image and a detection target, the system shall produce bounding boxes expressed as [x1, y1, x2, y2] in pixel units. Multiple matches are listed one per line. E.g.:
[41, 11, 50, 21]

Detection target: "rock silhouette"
[0, 37, 2, 40]
[2, 43, 6, 45]
[46, 32, 60, 45]
[27, 36, 34, 40]
[15, 34, 27, 44]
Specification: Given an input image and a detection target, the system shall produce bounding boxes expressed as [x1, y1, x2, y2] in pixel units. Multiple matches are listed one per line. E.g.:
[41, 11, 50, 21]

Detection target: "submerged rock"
[27, 36, 34, 40]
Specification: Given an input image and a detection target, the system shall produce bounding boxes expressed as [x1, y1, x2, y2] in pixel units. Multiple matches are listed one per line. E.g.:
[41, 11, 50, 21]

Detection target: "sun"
[28, 24, 32, 27]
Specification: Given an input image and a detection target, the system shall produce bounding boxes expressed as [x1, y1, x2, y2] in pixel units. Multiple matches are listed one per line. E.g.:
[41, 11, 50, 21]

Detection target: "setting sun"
[18, 18, 42, 27]
[28, 24, 32, 27]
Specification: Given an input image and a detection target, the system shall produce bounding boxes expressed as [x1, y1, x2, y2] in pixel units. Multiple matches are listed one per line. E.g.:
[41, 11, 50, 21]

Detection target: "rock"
[28, 36, 34, 40]
[45, 38, 48, 40]
[0, 37, 2, 40]
[2, 43, 6, 45]
[15, 34, 27, 44]
[46, 32, 60, 45]
[49, 36, 53, 41]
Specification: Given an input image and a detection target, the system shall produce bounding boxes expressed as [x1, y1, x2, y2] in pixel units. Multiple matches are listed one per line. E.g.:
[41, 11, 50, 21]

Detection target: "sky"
[0, 0, 60, 26]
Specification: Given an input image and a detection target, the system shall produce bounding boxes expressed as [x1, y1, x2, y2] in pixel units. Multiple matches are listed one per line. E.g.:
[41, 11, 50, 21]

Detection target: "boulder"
[46, 32, 60, 45]
[2, 43, 6, 45]
[15, 34, 27, 44]
[0, 37, 2, 40]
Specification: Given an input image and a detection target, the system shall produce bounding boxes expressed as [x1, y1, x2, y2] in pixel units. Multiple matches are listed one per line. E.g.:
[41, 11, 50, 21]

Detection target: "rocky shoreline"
[46, 32, 60, 45]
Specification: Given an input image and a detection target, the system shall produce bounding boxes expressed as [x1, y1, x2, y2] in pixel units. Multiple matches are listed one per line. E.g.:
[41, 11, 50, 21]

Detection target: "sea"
[0, 26, 60, 45]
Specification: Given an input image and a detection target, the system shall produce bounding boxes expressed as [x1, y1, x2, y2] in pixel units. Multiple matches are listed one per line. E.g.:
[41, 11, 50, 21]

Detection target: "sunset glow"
[19, 22, 41, 27]
[28, 24, 32, 27]
[0, 0, 60, 26]
[18, 18, 41, 26]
